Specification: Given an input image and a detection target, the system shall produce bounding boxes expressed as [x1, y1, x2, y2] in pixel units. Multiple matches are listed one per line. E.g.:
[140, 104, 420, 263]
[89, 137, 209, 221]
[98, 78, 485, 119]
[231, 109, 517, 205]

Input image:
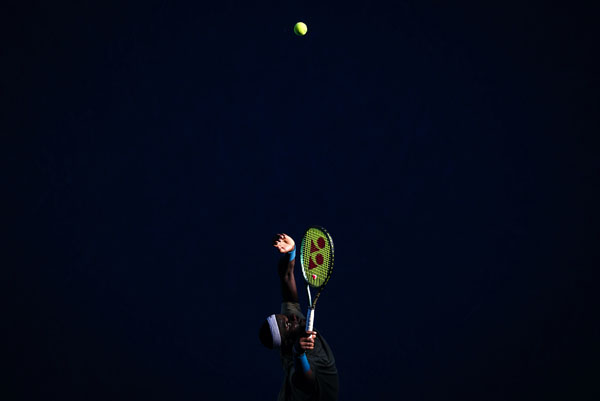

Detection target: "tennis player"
[259, 233, 339, 401]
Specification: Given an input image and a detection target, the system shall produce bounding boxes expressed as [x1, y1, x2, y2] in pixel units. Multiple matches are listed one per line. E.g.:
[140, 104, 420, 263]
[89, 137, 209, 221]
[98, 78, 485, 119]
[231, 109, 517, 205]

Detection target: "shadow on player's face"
[276, 313, 306, 349]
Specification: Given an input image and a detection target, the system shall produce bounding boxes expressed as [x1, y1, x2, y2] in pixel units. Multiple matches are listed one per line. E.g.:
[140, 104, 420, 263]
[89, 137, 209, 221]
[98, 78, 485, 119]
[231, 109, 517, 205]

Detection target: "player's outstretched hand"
[273, 233, 295, 254]
[295, 331, 317, 353]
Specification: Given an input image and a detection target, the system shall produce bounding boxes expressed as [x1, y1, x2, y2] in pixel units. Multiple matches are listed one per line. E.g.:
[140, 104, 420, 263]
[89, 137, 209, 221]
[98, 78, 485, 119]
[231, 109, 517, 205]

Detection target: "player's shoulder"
[281, 302, 305, 319]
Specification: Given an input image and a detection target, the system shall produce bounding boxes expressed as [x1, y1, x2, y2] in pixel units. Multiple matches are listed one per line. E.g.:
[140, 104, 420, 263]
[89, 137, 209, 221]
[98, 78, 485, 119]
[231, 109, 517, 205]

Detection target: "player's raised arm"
[273, 233, 298, 303]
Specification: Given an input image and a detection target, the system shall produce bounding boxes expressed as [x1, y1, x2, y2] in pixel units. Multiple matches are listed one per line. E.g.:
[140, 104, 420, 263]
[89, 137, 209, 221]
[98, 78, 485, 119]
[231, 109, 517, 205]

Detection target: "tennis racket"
[299, 226, 335, 331]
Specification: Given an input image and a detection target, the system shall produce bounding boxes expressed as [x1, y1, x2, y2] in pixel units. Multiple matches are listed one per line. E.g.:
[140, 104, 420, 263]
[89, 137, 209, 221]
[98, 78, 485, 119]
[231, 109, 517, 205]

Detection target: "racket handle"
[306, 308, 315, 331]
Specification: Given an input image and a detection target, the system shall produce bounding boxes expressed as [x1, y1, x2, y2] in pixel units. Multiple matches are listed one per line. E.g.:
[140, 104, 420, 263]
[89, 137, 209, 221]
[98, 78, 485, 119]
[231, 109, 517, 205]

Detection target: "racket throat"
[306, 284, 312, 306]
[306, 284, 315, 331]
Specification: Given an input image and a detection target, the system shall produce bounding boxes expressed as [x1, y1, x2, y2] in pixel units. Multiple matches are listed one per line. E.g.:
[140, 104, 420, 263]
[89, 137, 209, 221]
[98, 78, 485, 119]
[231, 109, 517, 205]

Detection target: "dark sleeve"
[281, 302, 306, 320]
[309, 335, 339, 400]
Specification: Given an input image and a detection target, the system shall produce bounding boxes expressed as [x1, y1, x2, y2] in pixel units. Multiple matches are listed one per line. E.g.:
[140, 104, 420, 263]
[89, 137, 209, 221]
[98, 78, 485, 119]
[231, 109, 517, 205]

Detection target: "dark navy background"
[5, 1, 598, 400]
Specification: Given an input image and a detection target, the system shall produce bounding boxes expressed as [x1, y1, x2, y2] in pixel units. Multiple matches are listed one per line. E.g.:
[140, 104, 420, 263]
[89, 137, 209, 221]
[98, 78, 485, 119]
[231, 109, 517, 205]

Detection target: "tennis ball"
[294, 22, 307, 36]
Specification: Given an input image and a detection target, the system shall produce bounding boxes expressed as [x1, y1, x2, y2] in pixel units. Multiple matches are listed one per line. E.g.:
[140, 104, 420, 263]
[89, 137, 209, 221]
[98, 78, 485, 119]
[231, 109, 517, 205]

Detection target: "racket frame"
[299, 226, 334, 332]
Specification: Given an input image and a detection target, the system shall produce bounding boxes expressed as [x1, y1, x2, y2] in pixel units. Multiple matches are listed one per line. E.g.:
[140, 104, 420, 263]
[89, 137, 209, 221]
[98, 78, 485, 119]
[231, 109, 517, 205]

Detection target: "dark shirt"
[278, 302, 339, 401]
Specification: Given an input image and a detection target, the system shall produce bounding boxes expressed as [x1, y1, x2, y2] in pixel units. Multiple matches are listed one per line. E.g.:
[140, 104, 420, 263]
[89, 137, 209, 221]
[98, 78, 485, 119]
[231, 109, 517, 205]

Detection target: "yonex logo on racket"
[308, 237, 327, 270]
[299, 226, 335, 333]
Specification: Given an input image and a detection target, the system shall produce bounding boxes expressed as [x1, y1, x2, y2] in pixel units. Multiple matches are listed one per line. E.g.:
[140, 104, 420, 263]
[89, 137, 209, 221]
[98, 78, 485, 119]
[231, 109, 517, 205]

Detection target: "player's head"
[259, 313, 304, 350]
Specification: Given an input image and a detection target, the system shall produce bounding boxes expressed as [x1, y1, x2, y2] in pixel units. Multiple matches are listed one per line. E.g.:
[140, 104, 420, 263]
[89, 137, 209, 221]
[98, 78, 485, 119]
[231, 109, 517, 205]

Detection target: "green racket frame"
[299, 226, 334, 331]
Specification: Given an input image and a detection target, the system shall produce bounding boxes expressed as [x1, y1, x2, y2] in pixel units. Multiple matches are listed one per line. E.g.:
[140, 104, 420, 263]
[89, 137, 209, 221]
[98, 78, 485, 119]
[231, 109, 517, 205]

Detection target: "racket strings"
[301, 228, 334, 288]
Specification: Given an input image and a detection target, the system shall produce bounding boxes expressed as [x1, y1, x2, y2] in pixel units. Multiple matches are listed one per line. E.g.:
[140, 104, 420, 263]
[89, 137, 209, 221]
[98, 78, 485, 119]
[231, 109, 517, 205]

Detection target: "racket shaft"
[306, 308, 315, 331]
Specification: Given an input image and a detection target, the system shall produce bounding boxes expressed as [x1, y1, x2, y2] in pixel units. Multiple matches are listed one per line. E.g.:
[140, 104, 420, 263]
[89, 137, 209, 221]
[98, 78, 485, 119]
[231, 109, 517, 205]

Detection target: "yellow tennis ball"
[294, 22, 307, 36]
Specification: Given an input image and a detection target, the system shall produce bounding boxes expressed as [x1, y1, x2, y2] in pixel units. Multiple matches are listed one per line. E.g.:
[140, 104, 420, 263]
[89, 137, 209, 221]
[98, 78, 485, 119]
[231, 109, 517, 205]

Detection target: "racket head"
[299, 226, 334, 289]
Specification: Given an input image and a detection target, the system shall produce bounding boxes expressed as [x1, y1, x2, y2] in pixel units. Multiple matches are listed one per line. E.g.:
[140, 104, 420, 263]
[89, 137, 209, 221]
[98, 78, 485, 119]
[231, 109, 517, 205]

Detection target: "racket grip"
[306, 308, 315, 331]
